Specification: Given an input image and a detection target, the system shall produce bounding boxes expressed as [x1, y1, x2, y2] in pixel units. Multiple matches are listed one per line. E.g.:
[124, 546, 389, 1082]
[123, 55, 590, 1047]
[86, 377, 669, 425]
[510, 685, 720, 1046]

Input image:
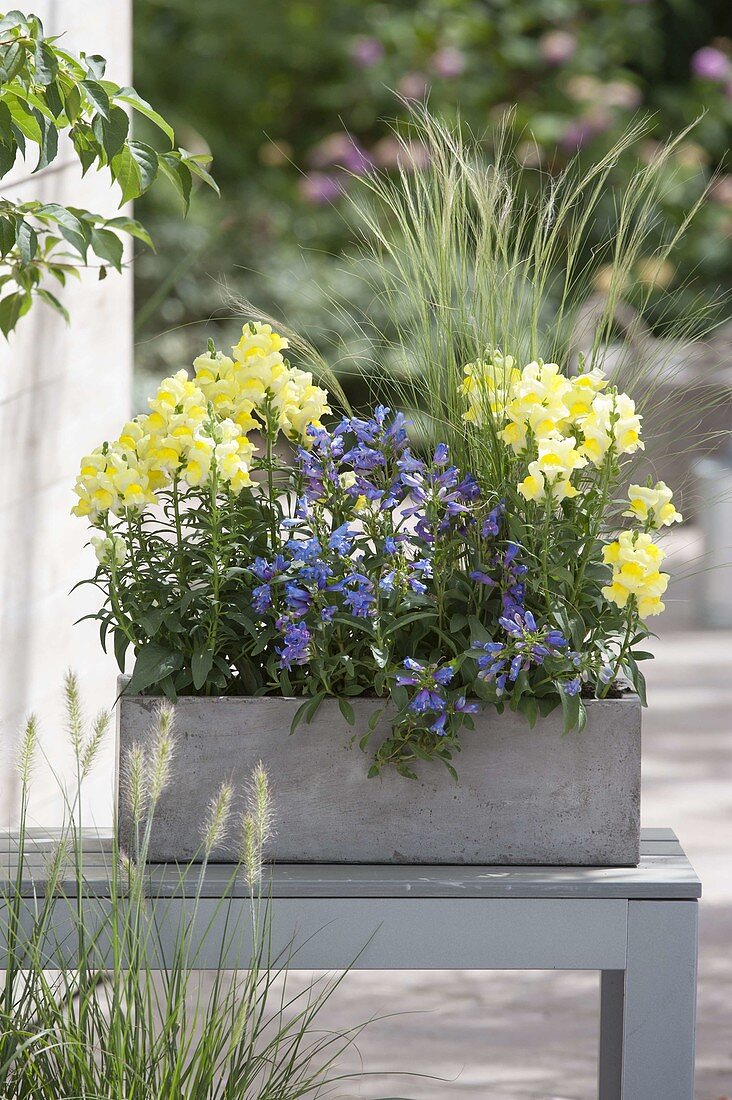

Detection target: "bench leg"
[599, 900, 698, 1100]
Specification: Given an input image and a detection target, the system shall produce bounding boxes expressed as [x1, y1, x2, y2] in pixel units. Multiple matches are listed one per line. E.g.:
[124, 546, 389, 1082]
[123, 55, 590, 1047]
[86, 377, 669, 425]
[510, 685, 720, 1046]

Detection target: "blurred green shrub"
[133, 0, 732, 390]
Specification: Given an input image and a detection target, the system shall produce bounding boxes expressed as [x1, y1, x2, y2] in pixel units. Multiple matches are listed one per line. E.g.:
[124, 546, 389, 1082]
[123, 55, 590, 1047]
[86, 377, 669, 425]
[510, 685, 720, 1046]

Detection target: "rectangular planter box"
[116, 681, 641, 866]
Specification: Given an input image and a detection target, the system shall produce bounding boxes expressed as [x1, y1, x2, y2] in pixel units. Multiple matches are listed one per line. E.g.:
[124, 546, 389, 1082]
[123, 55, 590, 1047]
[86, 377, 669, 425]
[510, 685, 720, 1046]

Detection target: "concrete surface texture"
[0, 2, 131, 827]
[118, 691, 640, 866]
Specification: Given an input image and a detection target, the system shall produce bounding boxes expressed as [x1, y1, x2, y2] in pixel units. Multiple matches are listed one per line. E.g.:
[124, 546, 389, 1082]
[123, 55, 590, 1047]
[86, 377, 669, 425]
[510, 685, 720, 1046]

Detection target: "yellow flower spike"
[518, 464, 545, 502]
[460, 352, 520, 426]
[624, 482, 682, 529]
[602, 530, 669, 618]
[637, 595, 666, 617]
[535, 434, 587, 476]
[602, 579, 631, 608]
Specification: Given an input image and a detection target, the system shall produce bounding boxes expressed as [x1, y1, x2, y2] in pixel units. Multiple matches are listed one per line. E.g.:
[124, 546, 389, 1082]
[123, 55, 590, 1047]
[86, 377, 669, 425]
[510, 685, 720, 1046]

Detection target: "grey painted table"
[0, 827, 700, 1099]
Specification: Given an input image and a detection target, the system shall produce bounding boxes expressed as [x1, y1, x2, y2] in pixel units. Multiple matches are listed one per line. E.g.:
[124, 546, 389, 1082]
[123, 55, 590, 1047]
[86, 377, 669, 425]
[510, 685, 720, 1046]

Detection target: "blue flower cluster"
[247, 406, 586, 725]
[473, 604, 584, 698]
[396, 657, 479, 735]
[298, 407, 481, 546]
[298, 405, 411, 511]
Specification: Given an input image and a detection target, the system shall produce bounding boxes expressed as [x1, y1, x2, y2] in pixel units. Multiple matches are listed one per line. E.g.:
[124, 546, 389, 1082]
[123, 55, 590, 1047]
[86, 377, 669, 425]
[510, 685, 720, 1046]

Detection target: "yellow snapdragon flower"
[212, 420, 255, 494]
[565, 368, 608, 420]
[578, 391, 644, 467]
[90, 533, 127, 567]
[517, 432, 587, 503]
[602, 531, 669, 617]
[72, 321, 332, 524]
[72, 443, 158, 522]
[460, 352, 521, 425]
[276, 373, 331, 440]
[500, 360, 573, 453]
[624, 482, 682, 529]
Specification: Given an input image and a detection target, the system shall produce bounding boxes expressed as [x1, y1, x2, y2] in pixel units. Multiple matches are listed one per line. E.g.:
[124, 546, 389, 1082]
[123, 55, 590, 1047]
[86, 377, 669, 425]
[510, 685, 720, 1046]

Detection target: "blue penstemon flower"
[474, 607, 570, 696]
[393, 658, 478, 737]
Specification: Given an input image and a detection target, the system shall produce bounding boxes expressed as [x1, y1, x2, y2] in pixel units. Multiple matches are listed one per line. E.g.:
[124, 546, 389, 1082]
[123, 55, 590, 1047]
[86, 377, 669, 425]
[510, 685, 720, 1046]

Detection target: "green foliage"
[133, 0, 732, 384]
[0, 10, 218, 335]
[0, 679, 399, 1098]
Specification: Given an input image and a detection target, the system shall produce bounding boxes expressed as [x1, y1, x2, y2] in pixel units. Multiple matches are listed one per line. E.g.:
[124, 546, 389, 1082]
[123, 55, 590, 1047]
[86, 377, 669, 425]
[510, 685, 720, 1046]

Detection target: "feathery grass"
[0, 681, 413, 1099]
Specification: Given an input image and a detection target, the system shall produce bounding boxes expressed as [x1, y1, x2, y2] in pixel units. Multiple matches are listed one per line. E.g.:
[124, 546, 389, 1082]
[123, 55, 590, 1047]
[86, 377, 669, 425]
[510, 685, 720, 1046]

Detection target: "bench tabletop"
[0, 827, 701, 900]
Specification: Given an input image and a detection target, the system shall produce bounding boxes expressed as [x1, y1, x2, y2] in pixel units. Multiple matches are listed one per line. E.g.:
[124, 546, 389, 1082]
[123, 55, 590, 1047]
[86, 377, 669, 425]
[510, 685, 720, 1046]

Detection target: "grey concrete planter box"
[116, 682, 641, 866]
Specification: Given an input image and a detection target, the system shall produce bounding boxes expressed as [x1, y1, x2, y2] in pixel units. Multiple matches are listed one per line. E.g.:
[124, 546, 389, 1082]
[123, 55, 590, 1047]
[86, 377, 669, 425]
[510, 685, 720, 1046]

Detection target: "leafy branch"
[0, 9, 218, 336]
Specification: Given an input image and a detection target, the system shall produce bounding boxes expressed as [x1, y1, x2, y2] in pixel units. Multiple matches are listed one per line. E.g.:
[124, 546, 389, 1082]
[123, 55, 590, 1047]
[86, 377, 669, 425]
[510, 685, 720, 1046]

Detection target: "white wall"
[0, 1, 132, 827]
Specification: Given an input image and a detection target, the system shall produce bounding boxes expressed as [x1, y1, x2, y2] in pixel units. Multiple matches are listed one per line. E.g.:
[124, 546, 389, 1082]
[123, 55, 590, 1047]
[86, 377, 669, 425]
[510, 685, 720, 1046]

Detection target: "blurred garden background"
[133, 0, 732, 398]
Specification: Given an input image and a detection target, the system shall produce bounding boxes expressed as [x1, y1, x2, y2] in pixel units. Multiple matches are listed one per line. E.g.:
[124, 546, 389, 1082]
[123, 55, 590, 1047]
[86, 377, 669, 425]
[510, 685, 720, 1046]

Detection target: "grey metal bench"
[1, 826, 700, 1099]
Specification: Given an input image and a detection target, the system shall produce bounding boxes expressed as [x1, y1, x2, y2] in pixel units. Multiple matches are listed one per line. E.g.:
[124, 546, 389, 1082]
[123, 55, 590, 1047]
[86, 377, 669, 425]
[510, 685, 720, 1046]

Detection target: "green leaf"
[81, 78, 110, 120]
[522, 696, 539, 729]
[367, 706, 384, 731]
[92, 104, 128, 161]
[110, 145, 142, 204]
[116, 87, 174, 143]
[338, 698, 355, 726]
[15, 220, 37, 263]
[191, 646, 214, 690]
[560, 689, 581, 736]
[0, 39, 26, 84]
[0, 217, 15, 256]
[577, 699, 587, 733]
[34, 113, 58, 172]
[382, 610, 435, 637]
[90, 226, 123, 270]
[83, 54, 107, 80]
[62, 79, 82, 124]
[37, 288, 69, 322]
[126, 643, 183, 696]
[128, 140, 158, 192]
[0, 100, 14, 144]
[469, 615, 492, 644]
[40, 203, 90, 257]
[0, 142, 15, 176]
[34, 40, 58, 85]
[158, 151, 192, 212]
[0, 12, 29, 35]
[0, 292, 23, 336]
[104, 215, 154, 249]
[304, 691, 325, 724]
[183, 151, 220, 195]
[43, 78, 64, 118]
[5, 94, 42, 143]
[289, 698, 311, 736]
[70, 125, 99, 175]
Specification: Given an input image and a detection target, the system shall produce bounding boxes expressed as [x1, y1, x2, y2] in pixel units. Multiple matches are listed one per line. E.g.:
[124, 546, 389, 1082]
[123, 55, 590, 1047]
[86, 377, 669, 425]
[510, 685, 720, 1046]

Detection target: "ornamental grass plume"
[1, 683, 400, 1099]
[201, 780, 234, 857]
[146, 701, 175, 806]
[241, 760, 273, 887]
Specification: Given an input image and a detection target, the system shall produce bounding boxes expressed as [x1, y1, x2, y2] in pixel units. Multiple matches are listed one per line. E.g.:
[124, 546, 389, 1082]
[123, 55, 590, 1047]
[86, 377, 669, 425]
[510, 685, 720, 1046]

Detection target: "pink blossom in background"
[397, 71, 429, 100]
[309, 132, 374, 175]
[602, 80, 643, 109]
[539, 30, 577, 67]
[560, 117, 598, 152]
[691, 46, 730, 82]
[373, 136, 430, 171]
[350, 36, 384, 69]
[710, 175, 732, 205]
[430, 46, 466, 78]
[299, 172, 343, 205]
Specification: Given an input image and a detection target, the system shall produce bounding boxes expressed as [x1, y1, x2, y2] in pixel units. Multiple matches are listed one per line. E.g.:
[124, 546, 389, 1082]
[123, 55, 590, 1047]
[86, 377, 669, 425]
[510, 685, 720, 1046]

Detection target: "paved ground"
[295, 623, 732, 1097]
